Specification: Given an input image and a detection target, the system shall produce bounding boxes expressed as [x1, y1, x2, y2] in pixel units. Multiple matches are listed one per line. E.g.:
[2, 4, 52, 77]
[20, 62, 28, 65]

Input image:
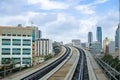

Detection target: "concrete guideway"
[84, 49, 108, 80]
[21, 46, 71, 80]
[2, 47, 66, 80]
[47, 47, 80, 80]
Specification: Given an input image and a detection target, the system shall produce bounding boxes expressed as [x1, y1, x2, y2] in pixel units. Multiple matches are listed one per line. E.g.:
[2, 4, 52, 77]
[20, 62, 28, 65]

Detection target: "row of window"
[2, 39, 31, 46]
[1, 57, 31, 64]
[2, 34, 32, 37]
[2, 28, 32, 37]
[2, 53, 31, 55]
[2, 48, 31, 50]
[2, 48, 31, 55]
[2, 39, 31, 41]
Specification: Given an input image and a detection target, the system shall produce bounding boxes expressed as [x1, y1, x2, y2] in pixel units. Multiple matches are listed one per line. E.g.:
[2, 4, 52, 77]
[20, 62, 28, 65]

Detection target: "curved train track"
[72, 47, 89, 80]
[21, 46, 71, 80]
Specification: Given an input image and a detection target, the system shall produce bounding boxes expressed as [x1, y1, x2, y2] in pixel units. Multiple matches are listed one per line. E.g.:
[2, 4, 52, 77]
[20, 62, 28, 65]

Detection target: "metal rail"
[95, 56, 120, 80]
[21, 47, 71, 80]
[72, 47, 89, 80]
[78, 49, 84, 80]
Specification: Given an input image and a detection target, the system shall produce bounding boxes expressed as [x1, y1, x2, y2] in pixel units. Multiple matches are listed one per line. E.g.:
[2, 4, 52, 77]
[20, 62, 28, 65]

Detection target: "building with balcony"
[36, 39, 53, 63]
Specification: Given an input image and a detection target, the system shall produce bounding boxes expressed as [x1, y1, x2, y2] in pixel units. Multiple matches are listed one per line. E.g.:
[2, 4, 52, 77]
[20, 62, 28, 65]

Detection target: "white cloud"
[75, 0, 108, 14]
[75, 5, 95, 14]
[0, 0, 117, 44]
[27, 0, 69, 10]
[0, 11, 39, 26]
[94, 0, 108, 4]
[0, 9, 118, 43]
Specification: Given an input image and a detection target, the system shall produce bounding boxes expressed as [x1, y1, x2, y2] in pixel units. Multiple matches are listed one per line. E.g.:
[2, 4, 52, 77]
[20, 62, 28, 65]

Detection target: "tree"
[44, 54, 53, 61]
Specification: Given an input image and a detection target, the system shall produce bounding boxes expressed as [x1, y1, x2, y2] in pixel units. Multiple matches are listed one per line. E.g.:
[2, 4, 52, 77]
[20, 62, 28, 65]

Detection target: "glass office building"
[97, 27, 102, 48]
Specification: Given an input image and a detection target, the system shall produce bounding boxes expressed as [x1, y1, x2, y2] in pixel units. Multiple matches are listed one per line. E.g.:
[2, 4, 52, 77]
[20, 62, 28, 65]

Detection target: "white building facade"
[108, 41, 115, 54]
[36, 39, 53, 56]
[0, 26, 33, 67]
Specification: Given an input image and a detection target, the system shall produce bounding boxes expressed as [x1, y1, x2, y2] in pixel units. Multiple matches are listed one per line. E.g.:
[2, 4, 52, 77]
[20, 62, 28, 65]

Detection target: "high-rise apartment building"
[88, 32, 93, 43]
[97, 27, 102, 45]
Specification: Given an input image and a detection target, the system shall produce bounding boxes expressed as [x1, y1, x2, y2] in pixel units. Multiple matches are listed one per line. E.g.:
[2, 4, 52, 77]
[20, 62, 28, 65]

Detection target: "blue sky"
[0, 0, 119, 43]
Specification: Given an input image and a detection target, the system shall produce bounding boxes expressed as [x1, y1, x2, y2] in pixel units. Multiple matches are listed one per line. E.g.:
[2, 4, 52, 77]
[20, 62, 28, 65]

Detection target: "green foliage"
[44, 54, 53, 61]
[101, 54, 120, 71]
[102, 54, 113, 61]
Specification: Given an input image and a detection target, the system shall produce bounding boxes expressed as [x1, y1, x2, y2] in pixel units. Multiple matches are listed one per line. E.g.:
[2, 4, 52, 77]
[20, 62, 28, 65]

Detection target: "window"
[12, 39, 21, 46]
[12, 48, 21, 55]
[17, 29, 21, 36]
[22, 30, 26, 36]
[2, 28, 6, 36]
[2, 39, 10, 41]
[12, 29, 16, 36]
[2, 48, 10, 55]
[12, 58, 20, 64]
[2, 58, 11, 64]
[12, 34, 16, 36]
[2, 39, 11, 45]
[22, 57, 31, 64]
[27, 30, 31, 37]
[23, 39, 31, 46]
[7, 34, 11, 36]
[22, 48, 31, 55]
[2, 34, 6, 36]
[7, 28, 11, 36]
[23, 39, 31, 41]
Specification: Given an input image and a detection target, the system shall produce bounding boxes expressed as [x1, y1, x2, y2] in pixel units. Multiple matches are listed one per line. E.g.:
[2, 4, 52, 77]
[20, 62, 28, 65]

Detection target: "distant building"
[36, 39, 53, 56]
[115, 26, 119, 49]
[38, 30, 42, 38]
[88, 32, 93, 43]
[90, 41, 101, 54]
[81, 43, 87, 48]
[96, 27, 102, 48]
[72, 39, 81, 46]
[108, 41, 115, 54]
[103, 37, 112, 53]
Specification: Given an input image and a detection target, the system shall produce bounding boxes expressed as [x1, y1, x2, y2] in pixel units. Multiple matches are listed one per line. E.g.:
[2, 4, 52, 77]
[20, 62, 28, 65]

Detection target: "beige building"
[103, 37, 112, 53]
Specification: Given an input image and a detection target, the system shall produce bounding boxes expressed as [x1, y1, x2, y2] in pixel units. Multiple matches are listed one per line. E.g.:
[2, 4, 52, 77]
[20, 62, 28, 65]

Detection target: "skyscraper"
[115, 26, 119, 48]
[38, 30, 42, 38]
[88, 32, 93, 43]
[97, 27, 102, 45]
